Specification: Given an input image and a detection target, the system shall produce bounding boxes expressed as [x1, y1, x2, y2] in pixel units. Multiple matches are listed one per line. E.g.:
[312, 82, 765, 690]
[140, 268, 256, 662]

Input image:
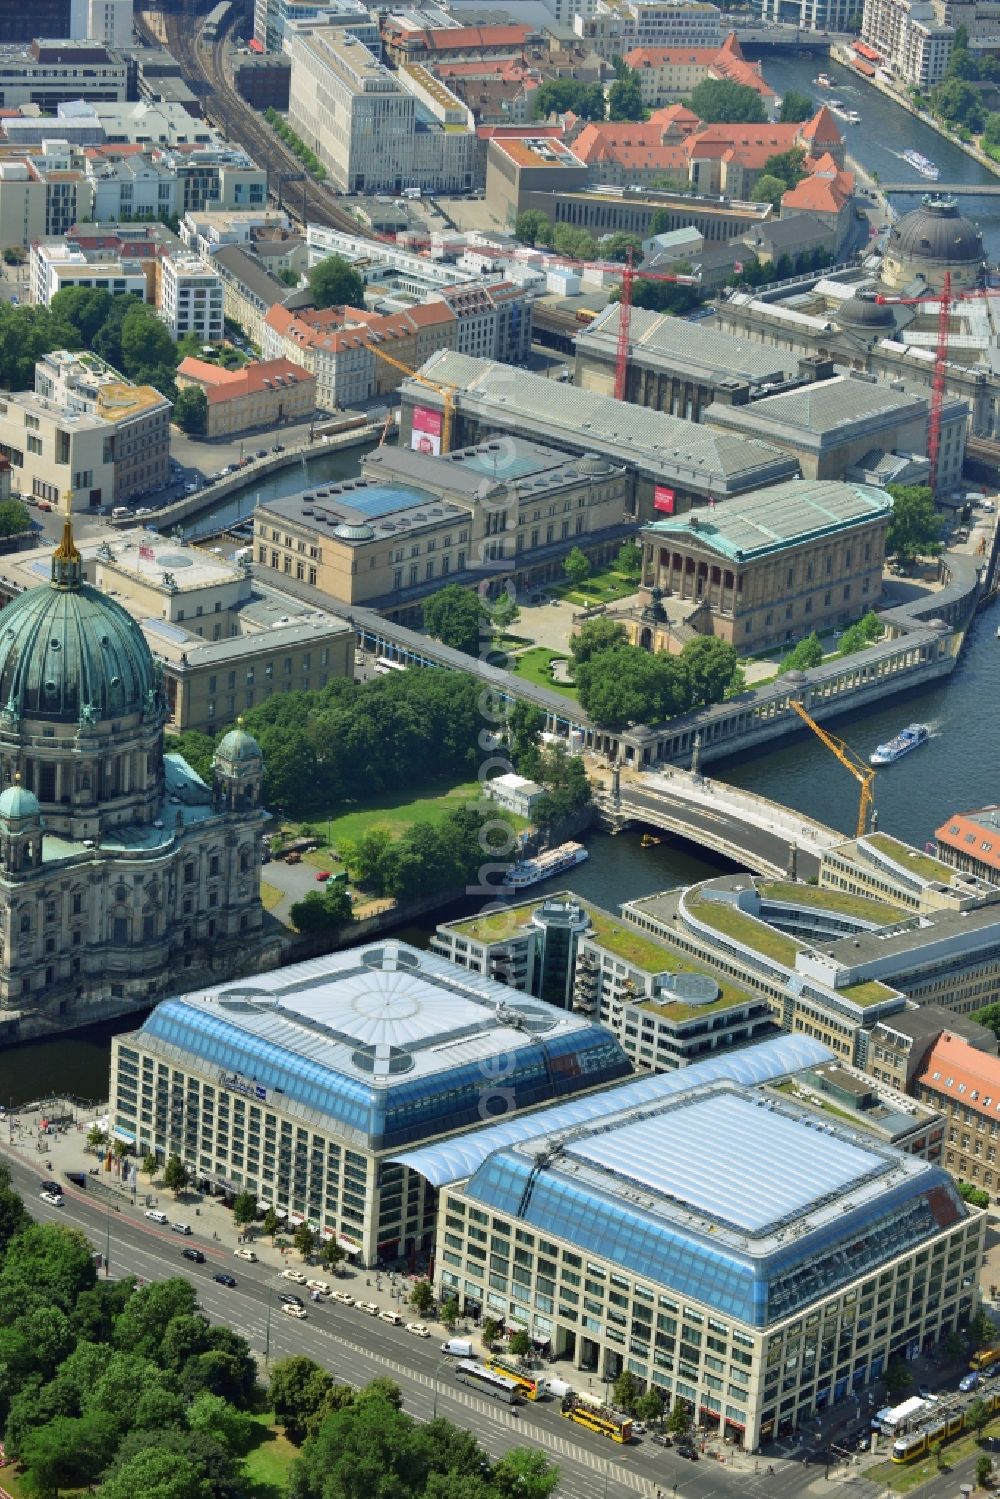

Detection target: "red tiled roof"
[177, 355, 316, 404]
[936, 812, 1000, 873]
[799, 105, 842, 145]
[624, 45, 719, 66]
[782, 155, 854, 213]
[917, 1032, 1000, 1121]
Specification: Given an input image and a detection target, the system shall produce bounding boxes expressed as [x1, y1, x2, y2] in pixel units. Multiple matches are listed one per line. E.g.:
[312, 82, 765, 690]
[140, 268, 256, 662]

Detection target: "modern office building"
[394, 1036, 984, 1449]
[432, 891, 776, 1068]
[634, 478, 891, 654]
[29, 241, 149, 307]
[285, 28, 475, 194]
[865, 1004, 997, 1094]
[110, 939, 633, 1264]
[0, 40, 128, 111]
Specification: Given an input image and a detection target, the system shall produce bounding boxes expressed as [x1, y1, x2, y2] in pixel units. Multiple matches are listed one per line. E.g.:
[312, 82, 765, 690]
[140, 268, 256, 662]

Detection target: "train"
[892, 1385, 1000, 1462]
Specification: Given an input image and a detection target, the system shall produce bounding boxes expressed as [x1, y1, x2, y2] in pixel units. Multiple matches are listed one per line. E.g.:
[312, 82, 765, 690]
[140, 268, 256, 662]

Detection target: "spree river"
[7, 63, 998, 1102]
[761, 52, 1000, 259]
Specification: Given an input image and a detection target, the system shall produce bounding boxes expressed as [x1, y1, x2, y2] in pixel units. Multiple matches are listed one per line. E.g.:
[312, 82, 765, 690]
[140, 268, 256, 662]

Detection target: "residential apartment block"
[916, 1031, 1000, 1193]
[262, 301, 456, 410]
[861, 0, 955, 87]
[29, 241, 148, 307]
[936, 806, 1000, 883]
[286, 28, 475, 193]
[160, 254, 225, 342]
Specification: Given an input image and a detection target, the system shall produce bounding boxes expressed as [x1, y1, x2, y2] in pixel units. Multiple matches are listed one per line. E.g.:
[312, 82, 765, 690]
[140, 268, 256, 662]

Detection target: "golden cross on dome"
[51, 488, 81, 585]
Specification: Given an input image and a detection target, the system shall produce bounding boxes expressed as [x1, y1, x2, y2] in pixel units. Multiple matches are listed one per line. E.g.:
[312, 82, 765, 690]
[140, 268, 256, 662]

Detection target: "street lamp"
[432, 1357, 451, 1420]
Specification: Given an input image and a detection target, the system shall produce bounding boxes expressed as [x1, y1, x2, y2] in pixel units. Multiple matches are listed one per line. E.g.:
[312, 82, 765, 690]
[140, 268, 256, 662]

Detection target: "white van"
[441, 1338, 474, 1358]
[234, 1247, 258, 1262]
[145, 1209, 168, 1225]
[379, 1310, 403, 1326]
[111, 506, 130, 519]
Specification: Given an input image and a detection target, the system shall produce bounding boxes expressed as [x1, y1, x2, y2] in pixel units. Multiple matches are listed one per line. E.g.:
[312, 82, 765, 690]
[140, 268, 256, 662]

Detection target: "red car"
[314, 870, 331, 882]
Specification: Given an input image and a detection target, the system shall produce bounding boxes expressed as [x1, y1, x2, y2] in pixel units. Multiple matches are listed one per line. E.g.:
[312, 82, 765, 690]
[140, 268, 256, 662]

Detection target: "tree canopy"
[308, 254, 366, 310]
[886, 484, 943, 560]
[422, 583, 490, 657]
[570, 623, 743, 726]
[174, 386, 207, 435]
[0, 498, 31, 538]
[780, 89, 814, 122]
[532, 78, 606, 120]
[689, 78, 767, 123]
[750, 174, 788, 210]
[608, 67, 645, 122]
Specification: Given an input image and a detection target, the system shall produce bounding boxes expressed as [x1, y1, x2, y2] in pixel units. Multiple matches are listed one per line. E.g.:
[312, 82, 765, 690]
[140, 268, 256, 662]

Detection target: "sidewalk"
[4, 1097, 473, 1341]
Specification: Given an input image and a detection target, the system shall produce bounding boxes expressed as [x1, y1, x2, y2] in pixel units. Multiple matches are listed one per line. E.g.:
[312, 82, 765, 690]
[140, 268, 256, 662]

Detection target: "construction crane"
[614, 247, 699, 402]
[789, 699, 875, 839]
[368, 343, 458, 453]
[875, 275, 1000, 493]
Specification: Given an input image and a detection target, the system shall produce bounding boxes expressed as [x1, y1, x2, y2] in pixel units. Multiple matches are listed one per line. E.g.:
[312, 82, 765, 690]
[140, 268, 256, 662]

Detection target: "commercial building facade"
[0, 40, 127, 110]
[396, 1040, 984, 1449]
[160, 255, 225, 342]
[286, 28, 475, 194]
[917, 1031, 1000, 1193]
[175, 356, 316, 438]
[110, 940, 632, 1264]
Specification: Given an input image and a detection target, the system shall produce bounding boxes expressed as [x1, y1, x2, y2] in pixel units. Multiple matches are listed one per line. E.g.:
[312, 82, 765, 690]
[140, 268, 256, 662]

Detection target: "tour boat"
[814, 72, 833, 87]
[901, 149, 940, 180]
[502, 842, 589, 889]
[869, 723, 930, 766]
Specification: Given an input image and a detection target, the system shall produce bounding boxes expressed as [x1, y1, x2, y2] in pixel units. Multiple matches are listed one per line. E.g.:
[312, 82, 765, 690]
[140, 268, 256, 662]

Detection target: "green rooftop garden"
[759, 881, 907, 927]
[447, 901, 538, 944]
[865, 833, 955, 885]
[685, 892, 803, 967]
[838, 978, 898, 1007]
[586, 909, 681, 973]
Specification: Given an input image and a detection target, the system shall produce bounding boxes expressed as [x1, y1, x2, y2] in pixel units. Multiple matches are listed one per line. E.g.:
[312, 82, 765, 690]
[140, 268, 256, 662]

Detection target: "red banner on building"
[411, 404, 443, 456]
[654, 485, 675, 515]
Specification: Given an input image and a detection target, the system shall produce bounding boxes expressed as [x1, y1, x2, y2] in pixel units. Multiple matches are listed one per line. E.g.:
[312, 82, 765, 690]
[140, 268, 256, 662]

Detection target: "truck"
[874, 1396, 929, 1435]
[440, 1338, 474, 1358]
[547, 1378, 573, 1401]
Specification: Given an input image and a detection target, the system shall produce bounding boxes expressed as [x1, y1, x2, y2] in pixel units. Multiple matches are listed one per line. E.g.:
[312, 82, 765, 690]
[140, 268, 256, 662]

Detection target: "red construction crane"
[614, 247, 699, 402]
[875, 276, 1000, 493]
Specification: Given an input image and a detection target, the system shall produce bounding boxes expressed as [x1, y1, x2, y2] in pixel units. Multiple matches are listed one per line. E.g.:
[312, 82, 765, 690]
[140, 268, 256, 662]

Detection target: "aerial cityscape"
[2, 0, 1000, 1495]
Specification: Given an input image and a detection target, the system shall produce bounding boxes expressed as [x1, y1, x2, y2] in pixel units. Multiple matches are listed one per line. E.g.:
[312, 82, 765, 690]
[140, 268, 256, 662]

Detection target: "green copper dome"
[0, 782, 41, 821]
[0, 520, 158, 725]
[215, 725, 263, 764]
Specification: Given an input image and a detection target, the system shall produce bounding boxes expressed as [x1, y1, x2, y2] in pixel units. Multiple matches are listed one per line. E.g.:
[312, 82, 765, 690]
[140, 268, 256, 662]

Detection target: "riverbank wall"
[111, 422, 381, 537]
[831, 43, 1000, 181]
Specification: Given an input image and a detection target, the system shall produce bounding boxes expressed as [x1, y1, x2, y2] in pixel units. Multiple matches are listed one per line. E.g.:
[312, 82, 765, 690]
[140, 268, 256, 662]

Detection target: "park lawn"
[243, 1411, 300, 1499]
[511, 647, 579, 698]
[549, 565, 640, 607]
[289, 778, 531, 859]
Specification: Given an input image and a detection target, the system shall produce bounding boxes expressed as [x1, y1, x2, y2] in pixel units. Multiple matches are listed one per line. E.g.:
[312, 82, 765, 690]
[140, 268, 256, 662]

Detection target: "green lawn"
[866, 833, 955, 885]
[548, 565, 640, 607]
[866, 1413, 1000, 1492]
[286, 778, 528, 862]
[685, 893, 803, 967]
[510, 647, 579, 698]
[840, 978, 899, 1006]
[243, 1411, 300, 1499]
[260, 881, 283, 911]
[758, 881, 907, 926]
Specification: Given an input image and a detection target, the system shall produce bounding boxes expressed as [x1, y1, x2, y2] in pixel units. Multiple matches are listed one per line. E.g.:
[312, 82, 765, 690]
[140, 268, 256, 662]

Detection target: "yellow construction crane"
[789, 699, 875, 839]
[369, 343, 457, 453]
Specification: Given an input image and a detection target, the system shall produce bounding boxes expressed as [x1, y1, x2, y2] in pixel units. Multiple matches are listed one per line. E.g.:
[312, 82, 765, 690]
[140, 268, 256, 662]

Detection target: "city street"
[0, 1118, 868, 1499]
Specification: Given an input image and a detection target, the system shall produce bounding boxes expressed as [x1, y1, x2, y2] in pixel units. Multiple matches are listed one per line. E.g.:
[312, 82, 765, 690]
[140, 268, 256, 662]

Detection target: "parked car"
[234, 1247, 258, 1262]
[358, 1301, 379, 1316]
[145, 1209, 169, 1225]
[256, 449, 267, 459]
[649, 1432, 672, 1448]
[306, 1279, 330, 1295]
[281, 1268, 307, 1284]
[213, 1273, 237, 1288]
[314, 871, 331, 882]
[170, 1222, 192, 1236]
[960, 1373, 981, 1393]
[182, 1248, 206, 1263]
[406, 1322, 430, 1337]
[331, 1291, 355, 1306]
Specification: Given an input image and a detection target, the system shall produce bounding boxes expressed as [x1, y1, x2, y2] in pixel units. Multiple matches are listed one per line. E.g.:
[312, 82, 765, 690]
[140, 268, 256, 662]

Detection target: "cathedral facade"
[0, 514, 277, 1040]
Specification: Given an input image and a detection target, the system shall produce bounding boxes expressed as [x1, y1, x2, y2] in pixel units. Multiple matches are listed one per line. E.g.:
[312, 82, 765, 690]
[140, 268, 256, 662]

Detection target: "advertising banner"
[411, 404, 443, 455]
[654, 485, 676, 515]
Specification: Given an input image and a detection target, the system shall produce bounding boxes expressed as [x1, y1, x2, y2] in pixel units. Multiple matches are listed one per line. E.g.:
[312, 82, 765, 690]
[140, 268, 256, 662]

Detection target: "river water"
[760, 52, 1000, 258]
[9, 67, 998, 1102]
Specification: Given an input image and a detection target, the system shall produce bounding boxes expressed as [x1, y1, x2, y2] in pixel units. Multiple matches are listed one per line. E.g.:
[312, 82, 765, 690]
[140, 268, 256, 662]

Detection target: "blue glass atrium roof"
[134, 941, 631, 1151]
[390, 1033, 832, 1186]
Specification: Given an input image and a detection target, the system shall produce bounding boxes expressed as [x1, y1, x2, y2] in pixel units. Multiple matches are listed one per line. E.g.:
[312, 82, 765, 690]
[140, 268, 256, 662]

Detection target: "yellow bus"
[970, 1345, 1000, 1370]
[484, 1358, 546, 1400]
[560, 1396, 632, 1443]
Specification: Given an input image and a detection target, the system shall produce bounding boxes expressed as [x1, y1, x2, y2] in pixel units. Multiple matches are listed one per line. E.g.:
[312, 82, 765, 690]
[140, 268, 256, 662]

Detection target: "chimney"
[714, 378, 750, 407]
[798, 355, 835, 384]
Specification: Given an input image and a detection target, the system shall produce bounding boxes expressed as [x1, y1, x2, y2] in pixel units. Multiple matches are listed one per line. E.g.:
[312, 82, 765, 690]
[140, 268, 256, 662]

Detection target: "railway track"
[136, 2, 372, 237]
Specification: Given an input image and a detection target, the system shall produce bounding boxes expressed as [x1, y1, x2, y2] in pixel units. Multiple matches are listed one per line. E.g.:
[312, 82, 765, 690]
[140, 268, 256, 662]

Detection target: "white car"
[39, 1189, 63, 1205]
[358, 1301, 380, 1316]
[306, 1279, 330, 1295]
[331, 1290, 355, 1306]
[406, 1322, 430, 1338]
[281, 1268, 307, 1284]
[280, 1303, 307, 1319]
